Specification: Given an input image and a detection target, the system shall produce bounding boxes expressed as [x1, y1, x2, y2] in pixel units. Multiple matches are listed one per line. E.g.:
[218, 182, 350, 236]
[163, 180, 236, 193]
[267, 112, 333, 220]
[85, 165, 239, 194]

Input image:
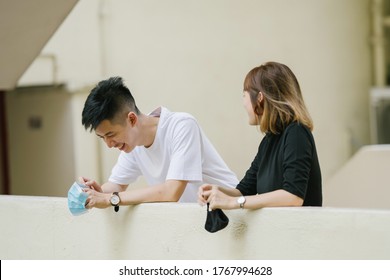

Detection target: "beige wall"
[5, 86, 75, 196]
[8, 0, 373, 196]
[0, 195, 389, 259]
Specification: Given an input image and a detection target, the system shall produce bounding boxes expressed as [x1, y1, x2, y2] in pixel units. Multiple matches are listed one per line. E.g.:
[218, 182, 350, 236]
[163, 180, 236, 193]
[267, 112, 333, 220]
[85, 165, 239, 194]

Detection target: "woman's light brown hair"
[243, 61, 313, 134]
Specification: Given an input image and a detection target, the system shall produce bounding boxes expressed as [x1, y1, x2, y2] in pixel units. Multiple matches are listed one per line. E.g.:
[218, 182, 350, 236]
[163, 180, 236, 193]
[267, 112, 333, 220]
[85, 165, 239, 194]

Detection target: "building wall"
[5, 86, 75, 196]
[0, 195, 389, 260]
[0, 92, 6, 194]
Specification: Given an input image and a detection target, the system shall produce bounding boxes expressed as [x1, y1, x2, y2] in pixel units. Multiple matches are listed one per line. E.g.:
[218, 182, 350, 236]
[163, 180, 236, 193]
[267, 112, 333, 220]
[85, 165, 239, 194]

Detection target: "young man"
[80, 76, 238, 212]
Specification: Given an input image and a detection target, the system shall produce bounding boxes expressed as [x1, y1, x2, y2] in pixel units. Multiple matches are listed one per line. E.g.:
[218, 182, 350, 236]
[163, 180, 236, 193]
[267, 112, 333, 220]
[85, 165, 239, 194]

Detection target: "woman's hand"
[198, 184, 213, 205]
[198, 184, 236, 210]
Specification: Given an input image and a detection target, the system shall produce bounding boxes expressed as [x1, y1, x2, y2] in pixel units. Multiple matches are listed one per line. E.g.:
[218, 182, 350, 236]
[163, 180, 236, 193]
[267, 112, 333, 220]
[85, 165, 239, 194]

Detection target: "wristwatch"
[237, 196, 246, 209]
[110, 192, 121, 212]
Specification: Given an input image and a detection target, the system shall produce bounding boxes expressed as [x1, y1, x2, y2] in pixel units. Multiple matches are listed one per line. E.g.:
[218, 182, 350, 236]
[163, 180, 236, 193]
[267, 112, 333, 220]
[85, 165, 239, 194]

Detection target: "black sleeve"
[282, 125, 313, 199]
[236, 146, 260, 196]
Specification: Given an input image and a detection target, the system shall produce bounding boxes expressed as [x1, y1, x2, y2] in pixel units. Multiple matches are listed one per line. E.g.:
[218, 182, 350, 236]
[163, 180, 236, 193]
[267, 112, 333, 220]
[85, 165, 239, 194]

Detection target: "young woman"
[198, 61, 322, 210]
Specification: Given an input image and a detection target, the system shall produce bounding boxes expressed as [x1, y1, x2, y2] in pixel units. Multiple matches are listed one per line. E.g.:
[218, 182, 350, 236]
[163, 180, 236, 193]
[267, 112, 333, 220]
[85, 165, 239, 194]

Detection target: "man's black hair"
[82, 76, 140, 131]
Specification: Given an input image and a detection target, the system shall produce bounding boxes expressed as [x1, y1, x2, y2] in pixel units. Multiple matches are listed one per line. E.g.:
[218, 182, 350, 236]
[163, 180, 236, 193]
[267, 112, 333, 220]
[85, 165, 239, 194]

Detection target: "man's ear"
[127, 112, 138, 126]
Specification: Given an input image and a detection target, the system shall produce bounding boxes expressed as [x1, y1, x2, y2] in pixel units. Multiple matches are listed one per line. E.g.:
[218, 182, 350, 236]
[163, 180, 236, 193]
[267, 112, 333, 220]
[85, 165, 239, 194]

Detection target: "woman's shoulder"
[283, 122, 314, 140]
[285, 121, 311, 132]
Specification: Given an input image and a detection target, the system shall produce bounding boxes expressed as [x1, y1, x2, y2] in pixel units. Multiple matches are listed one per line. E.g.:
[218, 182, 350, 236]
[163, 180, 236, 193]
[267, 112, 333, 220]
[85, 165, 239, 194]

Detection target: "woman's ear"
[257, 92, 264, 103]
[255, 92, 264, 115]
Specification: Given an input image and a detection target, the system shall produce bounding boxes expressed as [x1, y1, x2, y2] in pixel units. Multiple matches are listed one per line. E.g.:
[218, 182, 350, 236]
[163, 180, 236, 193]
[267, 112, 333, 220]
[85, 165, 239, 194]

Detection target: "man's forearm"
[117, 180, 187, 205]
[101, 181, 127, 193]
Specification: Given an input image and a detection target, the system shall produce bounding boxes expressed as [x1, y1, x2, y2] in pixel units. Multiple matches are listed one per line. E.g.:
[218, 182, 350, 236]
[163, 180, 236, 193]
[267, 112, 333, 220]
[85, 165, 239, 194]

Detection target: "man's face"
[95, 117, 137, 153]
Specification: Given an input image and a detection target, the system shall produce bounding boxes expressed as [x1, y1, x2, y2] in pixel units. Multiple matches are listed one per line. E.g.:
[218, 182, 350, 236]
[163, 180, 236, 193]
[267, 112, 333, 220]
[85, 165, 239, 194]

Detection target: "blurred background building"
[1, 0, 389, 208]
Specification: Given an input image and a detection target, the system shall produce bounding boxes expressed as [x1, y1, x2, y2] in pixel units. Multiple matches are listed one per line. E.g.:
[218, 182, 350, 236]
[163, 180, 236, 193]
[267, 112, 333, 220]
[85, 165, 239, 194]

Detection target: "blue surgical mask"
[67, 181, 89, 216]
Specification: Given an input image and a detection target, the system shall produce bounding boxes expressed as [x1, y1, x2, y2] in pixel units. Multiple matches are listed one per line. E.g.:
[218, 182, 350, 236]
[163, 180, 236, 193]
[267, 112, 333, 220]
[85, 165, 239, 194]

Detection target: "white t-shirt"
[109, 107, 238, 202]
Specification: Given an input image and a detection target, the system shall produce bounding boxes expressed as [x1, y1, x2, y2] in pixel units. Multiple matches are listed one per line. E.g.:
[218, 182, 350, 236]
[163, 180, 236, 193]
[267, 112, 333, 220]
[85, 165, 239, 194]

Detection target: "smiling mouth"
[117, 143, 125, 151]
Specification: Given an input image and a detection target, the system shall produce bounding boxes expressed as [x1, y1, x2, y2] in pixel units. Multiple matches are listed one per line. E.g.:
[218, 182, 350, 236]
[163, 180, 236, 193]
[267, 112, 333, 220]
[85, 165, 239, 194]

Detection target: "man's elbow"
[158, 192, 182, 202]
[161, 180, 187, 202]
[169, 191, 183, 202]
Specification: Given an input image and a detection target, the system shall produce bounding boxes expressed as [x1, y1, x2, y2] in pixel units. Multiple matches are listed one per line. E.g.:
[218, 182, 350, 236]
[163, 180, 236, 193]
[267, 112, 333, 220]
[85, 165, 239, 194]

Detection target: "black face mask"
[204, 203, 229, 233]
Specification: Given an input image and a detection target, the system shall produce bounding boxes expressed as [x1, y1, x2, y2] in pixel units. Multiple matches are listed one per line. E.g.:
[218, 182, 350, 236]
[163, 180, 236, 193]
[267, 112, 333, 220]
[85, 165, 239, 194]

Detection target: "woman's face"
[243, 91, 259, 125]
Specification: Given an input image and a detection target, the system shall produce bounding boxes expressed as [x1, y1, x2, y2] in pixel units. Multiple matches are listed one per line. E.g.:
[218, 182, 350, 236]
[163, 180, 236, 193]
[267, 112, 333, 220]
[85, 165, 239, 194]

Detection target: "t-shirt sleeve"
[282, 125, 313, 199]
[236, 149, 260, 196]
[109, 152, 142, 185]
[166, 118, 203, 181]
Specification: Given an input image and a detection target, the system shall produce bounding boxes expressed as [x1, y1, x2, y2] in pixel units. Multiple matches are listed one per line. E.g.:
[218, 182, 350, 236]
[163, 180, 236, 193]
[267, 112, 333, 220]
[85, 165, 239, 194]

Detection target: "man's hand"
[84, 188, 111, 209]
[79, 176, 103, 192]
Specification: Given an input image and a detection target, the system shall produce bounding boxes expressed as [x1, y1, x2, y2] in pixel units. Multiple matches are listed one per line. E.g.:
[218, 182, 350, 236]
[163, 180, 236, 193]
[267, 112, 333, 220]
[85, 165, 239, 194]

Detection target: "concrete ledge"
[324, 145, 390, 209]
[0, 195, 389, 259]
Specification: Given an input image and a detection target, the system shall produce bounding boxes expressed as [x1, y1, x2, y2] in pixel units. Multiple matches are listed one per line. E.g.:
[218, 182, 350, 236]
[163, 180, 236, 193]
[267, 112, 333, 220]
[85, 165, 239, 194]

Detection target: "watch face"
[111, 195, 120, 205]
[237, 196, 245, 204]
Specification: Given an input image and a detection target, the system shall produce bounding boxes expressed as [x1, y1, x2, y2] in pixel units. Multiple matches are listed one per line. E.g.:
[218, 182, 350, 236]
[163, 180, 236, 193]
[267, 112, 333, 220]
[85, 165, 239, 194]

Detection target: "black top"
[236, 122, 322, 206]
